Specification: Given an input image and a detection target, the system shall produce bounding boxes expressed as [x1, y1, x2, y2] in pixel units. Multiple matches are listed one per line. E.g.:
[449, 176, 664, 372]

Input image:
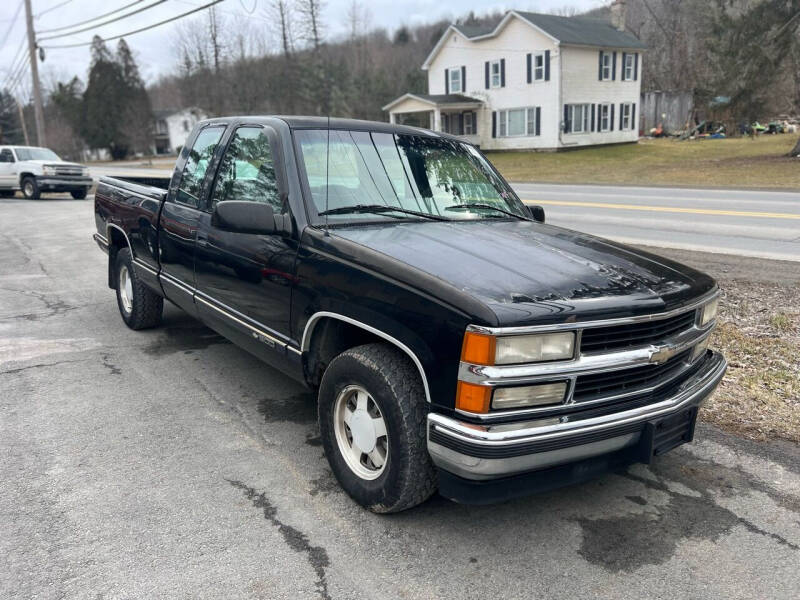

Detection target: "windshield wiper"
[318, 204, 449, 221]
[445, 203, 531, 220]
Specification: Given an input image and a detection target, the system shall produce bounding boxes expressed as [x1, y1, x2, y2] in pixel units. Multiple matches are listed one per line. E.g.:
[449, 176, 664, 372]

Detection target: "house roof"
[381, 93, 483, 112]
[516, 12, 647, 49]
[423, 10, 646, 69]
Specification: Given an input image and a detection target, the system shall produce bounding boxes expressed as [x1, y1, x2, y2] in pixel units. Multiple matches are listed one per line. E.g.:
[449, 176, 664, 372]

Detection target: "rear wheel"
[70, 188, 88, 199]
[21, 176, 39, 199]
[115, 247, 163, 330]
[318, 343, 437, 513]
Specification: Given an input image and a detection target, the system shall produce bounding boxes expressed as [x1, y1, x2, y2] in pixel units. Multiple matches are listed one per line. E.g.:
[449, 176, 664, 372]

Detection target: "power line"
[40, 0, 227, 49]
[1, 38, 28, 83]
[35, 0, 75, 19]
[37, 0, 147, 34]
[38, 0, 169, 42]
[3, 49, 29, 89]
[0, 0, 24, 51]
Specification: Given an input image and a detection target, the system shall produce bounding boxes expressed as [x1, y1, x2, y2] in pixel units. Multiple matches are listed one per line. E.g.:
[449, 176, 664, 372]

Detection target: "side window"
[0, 149, 13, 163]
[175, 126, 225, 208]
[210, 126, 282, 212]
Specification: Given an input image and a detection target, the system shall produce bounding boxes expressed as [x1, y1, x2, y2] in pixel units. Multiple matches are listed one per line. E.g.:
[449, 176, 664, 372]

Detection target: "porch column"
[432, 108, 442, 132]
[389, 112, 397, 124]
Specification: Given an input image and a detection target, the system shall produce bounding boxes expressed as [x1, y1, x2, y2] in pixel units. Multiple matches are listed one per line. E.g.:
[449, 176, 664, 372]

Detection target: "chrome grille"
[579, 310, 697, 353]
[52, 165, 84, 177]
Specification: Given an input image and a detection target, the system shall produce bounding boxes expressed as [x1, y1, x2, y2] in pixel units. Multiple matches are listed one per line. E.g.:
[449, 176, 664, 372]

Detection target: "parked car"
[0, 145, 93, 199]
[93, 117, 727, 512]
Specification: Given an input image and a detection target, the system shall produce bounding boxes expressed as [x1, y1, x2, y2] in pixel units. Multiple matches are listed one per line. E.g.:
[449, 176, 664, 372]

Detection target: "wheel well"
[106, 227, 130, 289]
[303, 317, 430, 400]
[19, 172, 35, 185]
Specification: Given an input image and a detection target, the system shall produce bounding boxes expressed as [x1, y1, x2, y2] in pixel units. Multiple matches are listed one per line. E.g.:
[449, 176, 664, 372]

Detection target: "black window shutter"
[535, 106, 541, 136]
[563, 105, 570, 133]
[598, 51, 603, 80]
[526, 53, 532, 84]
[492, 111, 497, 137]
[610, 104, 615, 131]
[472, 111, 478, 134]
[619, 103, 623, 129]
[545, 50, 550, 81]
[461, 66, 466, 92]
[445, 69, 449, 94]
[500, 58, 506, 87]
[634, 53, 639, 80]
[612, 51, 617, 80]
[485, 62, 490, 89]
[458, 113, 464, 135]
[631, 103, 636, 132]
[591, 103, 596, 131]
[621, 52, 627, 79]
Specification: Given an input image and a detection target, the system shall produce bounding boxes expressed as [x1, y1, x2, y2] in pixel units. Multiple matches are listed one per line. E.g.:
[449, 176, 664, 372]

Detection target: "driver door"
[194, 124, 299, 364]
[0, 148, 16, 190]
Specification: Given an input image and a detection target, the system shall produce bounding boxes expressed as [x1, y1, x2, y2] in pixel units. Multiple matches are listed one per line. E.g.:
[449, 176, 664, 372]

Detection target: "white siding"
[560, 46, 641, 147]
[417, 13, 644, 150]
[427, 18, 560, 150]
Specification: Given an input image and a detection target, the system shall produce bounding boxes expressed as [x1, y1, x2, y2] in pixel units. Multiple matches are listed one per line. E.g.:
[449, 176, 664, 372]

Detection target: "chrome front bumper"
[428, 350, 727, 480]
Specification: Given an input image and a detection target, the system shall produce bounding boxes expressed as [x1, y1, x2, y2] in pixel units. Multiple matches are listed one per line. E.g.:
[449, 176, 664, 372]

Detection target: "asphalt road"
[515, 183, 800, 262]
[2, 195, 799, 599]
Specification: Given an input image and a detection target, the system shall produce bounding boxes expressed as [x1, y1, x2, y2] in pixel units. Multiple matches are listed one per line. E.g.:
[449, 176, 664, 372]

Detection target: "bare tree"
[297, 0, 324, 50]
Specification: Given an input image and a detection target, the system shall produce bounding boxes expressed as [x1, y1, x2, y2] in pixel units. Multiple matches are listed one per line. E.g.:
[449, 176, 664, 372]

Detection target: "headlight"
[462, 331, 575, 366]
[699, 297, 719, 327]
[492, 382, 567, 410]
[43, 166, 56, 176]
[692, 337, 710, 361]
[82, 167, 90, 176]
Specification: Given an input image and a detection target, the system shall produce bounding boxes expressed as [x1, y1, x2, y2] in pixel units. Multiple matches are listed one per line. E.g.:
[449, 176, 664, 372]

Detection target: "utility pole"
[23, 0, 46, 146]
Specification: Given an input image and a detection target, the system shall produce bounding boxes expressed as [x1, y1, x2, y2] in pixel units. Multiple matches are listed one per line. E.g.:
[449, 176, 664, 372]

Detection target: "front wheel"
[70, 188, 88, 199]
[115, 247, 163, 330]
[318, 343, 437, 513]
[21, 176, 40, 199]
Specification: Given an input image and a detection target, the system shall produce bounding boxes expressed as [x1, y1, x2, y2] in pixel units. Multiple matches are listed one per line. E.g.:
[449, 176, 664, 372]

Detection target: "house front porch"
[382, 93, 483, 145]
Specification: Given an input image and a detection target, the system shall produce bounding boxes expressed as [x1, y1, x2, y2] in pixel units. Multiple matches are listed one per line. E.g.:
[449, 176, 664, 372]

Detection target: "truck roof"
[196, 115, 458, 140]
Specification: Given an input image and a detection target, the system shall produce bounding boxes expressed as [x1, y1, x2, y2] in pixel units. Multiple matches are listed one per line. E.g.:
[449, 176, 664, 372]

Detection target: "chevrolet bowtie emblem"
[650, 344, 680, 364]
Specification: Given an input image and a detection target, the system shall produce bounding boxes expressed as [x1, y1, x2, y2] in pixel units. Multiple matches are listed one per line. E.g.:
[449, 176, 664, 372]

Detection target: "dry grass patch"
[488, 134, 800, 189]
[704, 282, 800, 442]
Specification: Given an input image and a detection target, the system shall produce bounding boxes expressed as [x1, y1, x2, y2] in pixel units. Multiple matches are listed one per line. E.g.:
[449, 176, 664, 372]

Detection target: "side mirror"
[523, 204, 546, 223]
[212, 201, 277, 235]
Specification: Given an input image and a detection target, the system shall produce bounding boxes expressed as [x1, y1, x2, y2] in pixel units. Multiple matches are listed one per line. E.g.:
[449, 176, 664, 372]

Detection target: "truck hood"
[24, 160, 84, 168]
[332, 220, 716, 326]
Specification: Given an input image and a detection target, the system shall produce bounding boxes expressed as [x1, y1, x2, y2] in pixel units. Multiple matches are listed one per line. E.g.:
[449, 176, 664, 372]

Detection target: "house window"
[623, 54, 634, 81]
[490, 60, 502, 88]
[621, 103, 632, 130]
[599, 103, 611, 132]
[449, 68, 462, 93]
[498, 107, 539, 137]
[464, 112, 474, 135]
[534, 54, 544, 81]
[567, 104, 590, 134]
[601, 53, 612, 80]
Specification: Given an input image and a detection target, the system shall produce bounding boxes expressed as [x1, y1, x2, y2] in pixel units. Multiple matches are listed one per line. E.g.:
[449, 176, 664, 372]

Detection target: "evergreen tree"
[117, 39, 153, 154]
[0, 89, 24, 144]
[81, 36, 128, 158]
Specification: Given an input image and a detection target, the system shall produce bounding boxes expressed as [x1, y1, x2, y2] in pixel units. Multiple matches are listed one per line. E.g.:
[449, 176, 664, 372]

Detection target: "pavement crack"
[227, 479, 331, 600]
[0, 358, 89, 376]
[101, 354, 122, 376]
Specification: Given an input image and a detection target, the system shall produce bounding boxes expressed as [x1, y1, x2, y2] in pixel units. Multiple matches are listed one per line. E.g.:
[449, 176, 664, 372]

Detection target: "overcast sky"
[1, 0, 603, 96]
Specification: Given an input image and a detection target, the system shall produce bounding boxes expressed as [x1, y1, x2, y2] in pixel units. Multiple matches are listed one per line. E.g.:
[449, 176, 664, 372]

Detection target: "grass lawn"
[487, 134, 800, 189]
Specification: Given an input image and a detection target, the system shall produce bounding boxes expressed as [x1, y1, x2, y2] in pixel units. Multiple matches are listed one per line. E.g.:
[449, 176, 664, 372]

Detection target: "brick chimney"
[611, 0, 627, 31]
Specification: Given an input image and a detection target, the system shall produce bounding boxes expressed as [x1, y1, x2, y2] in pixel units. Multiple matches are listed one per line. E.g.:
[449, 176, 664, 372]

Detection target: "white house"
[152, 107, 207, 154]
[383, 4, 645, 150]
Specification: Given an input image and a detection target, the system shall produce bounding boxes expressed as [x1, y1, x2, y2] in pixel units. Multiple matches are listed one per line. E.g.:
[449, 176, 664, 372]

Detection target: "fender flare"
[301, 311, 432, 403]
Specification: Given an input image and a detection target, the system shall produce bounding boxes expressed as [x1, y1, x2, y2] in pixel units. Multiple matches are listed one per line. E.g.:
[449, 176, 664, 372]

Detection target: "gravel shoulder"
[637, 246, 800, 443]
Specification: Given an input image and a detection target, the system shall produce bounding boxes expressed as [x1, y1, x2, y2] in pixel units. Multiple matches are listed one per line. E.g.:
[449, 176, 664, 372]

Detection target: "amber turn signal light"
[461, 331, 496, 366]
[455, 381, 492, 413]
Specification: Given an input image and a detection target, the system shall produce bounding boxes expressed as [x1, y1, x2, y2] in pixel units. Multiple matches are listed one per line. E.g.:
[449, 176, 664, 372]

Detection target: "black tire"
[318, 343, 437, 513]
[70, 188, 88, 199]
[114, 247, 163, 330]
[21, 176, 40, 199]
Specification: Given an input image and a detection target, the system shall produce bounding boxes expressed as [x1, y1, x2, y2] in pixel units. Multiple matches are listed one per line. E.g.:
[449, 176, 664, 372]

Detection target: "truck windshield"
[295, 130, 527, 222]
[14, 147, 61, 161]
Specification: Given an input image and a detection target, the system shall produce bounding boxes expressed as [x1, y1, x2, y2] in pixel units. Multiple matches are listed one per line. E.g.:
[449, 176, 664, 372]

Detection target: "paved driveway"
[1, 196, 798, 599]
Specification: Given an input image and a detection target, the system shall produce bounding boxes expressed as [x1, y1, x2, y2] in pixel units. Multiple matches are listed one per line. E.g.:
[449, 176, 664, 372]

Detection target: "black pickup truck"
[93, 117, 726, 512]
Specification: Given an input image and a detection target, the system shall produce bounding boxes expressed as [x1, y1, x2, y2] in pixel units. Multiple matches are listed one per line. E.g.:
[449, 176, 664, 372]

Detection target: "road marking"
[522, 199, 800, 220]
